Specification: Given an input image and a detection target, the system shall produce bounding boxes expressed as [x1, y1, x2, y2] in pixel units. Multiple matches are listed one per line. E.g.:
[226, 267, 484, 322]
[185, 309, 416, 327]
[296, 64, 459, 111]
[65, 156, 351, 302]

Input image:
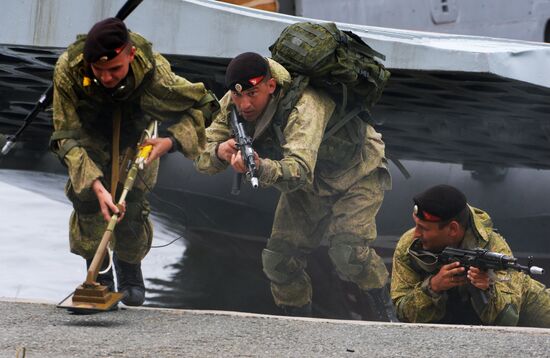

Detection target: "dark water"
[0, 167, 396, 320]
[2, 166, 550, 322]
[0, 169, 374, 319]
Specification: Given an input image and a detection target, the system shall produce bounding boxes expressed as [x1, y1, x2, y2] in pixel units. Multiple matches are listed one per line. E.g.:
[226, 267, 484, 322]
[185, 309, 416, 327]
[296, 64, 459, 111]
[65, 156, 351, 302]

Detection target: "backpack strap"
[322, 106, 364, 142]
[49, 129, 82, 162]
[272, 75, 310, 145]
[342, 30, 386, 61]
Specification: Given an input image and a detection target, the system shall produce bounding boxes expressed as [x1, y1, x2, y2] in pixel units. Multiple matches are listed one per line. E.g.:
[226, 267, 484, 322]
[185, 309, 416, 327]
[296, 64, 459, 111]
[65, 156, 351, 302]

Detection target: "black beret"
[84, 18, 129, 63]
[413, 185, 467, 222]
[225, 52, 269, 92]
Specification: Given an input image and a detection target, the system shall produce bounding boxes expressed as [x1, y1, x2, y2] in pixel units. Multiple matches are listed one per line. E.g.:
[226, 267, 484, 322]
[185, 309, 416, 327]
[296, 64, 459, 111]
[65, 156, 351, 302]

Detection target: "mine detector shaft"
[58, 120, 157, 312]
[85, 120, 157, 286]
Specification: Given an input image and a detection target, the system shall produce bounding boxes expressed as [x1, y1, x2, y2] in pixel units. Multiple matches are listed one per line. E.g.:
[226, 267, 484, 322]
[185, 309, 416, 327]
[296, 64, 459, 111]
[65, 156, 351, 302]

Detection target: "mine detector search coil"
[229, 106, 259, 195]
[58, 119, 157, 312]
[0, 0, 144, 156]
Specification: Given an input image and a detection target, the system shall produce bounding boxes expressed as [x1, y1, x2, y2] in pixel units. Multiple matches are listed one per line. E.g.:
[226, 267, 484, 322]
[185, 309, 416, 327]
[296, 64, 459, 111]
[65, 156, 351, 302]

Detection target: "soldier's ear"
[129, 46, 136, 61]
[266, 77, 276, 94]
[447, 220, 462, 239]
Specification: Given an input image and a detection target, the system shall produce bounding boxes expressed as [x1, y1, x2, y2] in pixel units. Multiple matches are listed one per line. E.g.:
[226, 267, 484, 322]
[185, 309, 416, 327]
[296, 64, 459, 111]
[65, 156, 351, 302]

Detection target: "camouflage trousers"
[66, 181, 153, 264]
[262, 168, 390, 308]
[517, 278, 550, 328]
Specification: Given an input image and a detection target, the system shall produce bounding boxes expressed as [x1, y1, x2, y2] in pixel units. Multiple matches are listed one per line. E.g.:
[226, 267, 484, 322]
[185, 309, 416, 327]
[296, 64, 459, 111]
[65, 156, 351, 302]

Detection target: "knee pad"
[262, 248, 301, 284]
[328, 244, 363, 278]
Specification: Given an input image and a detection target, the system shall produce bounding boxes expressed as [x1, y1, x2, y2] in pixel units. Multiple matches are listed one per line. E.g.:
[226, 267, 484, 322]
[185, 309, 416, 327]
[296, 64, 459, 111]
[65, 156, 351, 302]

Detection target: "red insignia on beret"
[248, 75, 265, 86]
[421, 211, 442, 222]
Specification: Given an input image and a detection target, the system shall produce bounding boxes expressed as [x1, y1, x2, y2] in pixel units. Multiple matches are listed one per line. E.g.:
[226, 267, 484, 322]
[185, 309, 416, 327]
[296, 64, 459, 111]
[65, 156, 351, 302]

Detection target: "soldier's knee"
[329, 243, 389, 289]
[328, 244, 363, 277]
[495, 303, 519, 326]
[262, 248, 302, 284]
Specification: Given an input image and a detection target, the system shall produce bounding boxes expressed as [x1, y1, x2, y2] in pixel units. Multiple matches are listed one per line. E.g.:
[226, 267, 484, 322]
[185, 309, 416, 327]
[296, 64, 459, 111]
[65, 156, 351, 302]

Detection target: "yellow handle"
[137, 144, 153, 161]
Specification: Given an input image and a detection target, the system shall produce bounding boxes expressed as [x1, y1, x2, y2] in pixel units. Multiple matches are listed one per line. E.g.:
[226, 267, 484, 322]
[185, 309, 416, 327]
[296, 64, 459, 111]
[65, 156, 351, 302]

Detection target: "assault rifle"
[229, 107, 259, 195]
[1, 0, 144, 156]
[440, 247, 545, 276]
[439, 247, 544, 306]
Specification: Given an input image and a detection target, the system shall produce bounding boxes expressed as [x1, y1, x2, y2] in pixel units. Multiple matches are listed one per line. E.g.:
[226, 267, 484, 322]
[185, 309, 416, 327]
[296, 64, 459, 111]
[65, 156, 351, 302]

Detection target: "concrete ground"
[1, 299, 549, 358]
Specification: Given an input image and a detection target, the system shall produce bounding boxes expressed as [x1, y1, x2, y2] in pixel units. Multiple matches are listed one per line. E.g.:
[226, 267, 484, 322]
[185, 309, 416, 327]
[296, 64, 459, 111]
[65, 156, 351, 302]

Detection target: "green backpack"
[269, 22, 390, 141]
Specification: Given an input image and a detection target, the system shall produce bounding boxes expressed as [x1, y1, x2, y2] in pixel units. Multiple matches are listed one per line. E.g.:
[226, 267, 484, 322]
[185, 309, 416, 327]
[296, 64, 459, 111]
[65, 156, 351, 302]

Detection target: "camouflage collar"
[252, 89, 283, 141]
[467, 205, 492, 244]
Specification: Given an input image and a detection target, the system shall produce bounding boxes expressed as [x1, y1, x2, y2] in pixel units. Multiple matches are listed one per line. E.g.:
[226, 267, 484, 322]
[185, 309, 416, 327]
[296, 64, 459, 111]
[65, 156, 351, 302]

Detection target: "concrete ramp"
[1, 300, 549, 357]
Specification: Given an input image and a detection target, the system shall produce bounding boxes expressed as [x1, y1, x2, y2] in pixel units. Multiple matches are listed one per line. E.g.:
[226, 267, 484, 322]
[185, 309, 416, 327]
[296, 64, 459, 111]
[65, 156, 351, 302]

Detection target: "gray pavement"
[1, 299, 549, 358]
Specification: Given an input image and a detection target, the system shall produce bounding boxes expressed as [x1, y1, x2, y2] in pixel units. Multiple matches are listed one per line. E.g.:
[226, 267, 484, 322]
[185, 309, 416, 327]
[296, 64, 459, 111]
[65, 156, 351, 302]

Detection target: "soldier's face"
[412, 214, 460, 251]
[231, 78, 276, 121]
[90, 46, 136, 89]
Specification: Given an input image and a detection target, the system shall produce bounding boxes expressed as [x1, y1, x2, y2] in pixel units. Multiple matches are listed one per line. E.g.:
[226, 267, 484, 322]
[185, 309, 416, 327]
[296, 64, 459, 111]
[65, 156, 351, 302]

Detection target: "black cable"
[151, 235, 184, 249]
[137, 170, 188, 249]
[137, 171, 189, 225]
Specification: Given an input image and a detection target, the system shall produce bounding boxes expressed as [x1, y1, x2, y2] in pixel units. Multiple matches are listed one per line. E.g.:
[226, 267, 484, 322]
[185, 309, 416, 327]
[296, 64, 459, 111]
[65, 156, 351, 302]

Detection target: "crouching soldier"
[195, 52, 395, 320]
[50, 18, 215, 306]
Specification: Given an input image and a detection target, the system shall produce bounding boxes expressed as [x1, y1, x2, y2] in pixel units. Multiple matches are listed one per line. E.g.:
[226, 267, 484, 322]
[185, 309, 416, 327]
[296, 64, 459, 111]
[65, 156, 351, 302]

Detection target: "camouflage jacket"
[51, 32, 212, 201]
[194, 59, 387, 195]
[391, 205, 534, 325]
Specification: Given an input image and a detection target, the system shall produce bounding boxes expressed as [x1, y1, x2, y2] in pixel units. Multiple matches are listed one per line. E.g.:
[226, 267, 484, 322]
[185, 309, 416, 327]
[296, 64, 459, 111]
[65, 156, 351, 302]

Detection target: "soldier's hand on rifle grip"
[467, 266, 490, 290]
[430, 261, 467, 293]
[230, 151, 246, 173]
[217, 138, 238, 162]
[142, 137, 173, 165]
[230, 150, 260, 174]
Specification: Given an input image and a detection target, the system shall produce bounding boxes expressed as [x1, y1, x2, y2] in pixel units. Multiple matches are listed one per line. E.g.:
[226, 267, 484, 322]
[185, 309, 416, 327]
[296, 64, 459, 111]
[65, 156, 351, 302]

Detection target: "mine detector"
[32, 0, 146, 312]
[58, 120, 157, 312]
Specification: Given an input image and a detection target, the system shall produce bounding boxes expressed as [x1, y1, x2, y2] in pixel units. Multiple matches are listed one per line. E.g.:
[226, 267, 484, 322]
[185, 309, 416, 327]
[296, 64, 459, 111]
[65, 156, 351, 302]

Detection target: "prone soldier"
[391, 184, 550, 327]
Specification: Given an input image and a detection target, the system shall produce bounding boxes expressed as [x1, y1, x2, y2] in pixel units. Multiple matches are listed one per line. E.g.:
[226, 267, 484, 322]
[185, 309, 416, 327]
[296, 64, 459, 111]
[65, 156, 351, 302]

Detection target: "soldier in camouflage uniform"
[391, 184, 550, 327]
[50, 18, 215, 306]
[195, 52, 395, 320]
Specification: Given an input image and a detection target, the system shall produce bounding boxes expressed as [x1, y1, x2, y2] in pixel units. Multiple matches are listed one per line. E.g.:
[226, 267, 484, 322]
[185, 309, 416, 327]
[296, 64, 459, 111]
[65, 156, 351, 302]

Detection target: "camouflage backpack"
[269, 22, 390, 141]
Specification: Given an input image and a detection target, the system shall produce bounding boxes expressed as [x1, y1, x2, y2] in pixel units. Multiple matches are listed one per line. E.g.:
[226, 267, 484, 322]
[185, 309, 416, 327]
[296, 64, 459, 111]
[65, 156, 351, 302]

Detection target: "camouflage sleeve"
[194, 92, 232, 175]
[472, 233, 524, 325]
[52, 52, 103, 198]
[390, 230, 448, 323]
[142, 54, 208, 160]
[258, 87, 335, 191]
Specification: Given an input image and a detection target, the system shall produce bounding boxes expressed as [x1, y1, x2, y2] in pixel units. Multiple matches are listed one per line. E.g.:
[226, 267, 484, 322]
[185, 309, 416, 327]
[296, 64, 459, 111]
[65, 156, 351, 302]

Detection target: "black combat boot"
[280, 302, 312, 317]
[85, 257, 115, 292]
[113, 254, 145, 306]
[363, 284, 399, 322]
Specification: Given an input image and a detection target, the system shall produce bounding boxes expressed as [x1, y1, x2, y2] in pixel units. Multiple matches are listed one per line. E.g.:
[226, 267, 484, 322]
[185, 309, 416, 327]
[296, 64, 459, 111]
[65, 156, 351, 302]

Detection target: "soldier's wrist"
[422, 276, 442, 297]
[214, 142, 223, 161]
[167, 136, 179, 153]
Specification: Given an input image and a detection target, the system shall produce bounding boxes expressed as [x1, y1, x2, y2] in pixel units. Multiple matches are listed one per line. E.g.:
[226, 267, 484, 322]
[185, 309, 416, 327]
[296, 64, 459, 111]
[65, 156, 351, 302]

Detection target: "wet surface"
[0, 169, 183, 306]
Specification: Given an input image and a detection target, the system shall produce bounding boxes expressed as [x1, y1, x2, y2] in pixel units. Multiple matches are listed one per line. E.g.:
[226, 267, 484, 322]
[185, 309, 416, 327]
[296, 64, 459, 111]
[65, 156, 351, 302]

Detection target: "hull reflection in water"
[1, 151, 549, 321]
[145, 224, 394, 320]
